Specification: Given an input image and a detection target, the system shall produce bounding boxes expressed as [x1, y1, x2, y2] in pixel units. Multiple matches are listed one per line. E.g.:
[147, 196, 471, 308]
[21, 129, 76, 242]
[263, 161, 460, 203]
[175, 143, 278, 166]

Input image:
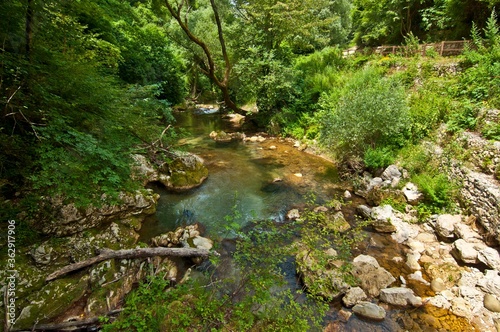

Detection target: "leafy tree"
[0, 0, 184, 211]
[318, 67, 410, 161]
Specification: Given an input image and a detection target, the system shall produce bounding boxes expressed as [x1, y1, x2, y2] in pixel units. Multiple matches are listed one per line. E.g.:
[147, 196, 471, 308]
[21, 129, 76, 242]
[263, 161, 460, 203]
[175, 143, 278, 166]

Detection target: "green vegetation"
[2, 0, 500, 330]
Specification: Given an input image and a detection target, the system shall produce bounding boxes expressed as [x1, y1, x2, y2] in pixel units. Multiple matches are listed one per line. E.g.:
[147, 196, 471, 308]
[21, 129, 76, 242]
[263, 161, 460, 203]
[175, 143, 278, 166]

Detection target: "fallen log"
[46, 247, 210, 282]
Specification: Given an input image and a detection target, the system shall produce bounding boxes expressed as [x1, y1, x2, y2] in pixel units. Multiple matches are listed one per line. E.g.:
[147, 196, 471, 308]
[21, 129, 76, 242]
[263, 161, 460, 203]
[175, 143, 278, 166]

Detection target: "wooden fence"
[343, 40, 472, 57]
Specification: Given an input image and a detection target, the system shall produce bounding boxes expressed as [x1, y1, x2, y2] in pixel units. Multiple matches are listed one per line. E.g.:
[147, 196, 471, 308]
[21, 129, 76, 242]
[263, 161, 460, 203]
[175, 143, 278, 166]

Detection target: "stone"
[295, 245, 349, 301]
[381, 165, 402, 182]
[356, 205, 372, 219]
[286, 209, 300, 220]
[407, 271, 430, 286]
[352, 302, 386, 321]
[379, 287, 423, 307]
[406, 253, 421, 271]
[454, 223, 483, 243]
[453, 239, 479, 264]
[313, 206, 329, 213]
[431, 278, 447, 293]
[352, 255, 396, 297]
[269, 145, 277, 150]
[342, 287, 368, 308]
[370, 205, 397, 233]
[344, 190, 352, 200]
[338, 309, 352, 322]
[190, 236, 213, 250]
[324, 211, 351, 232]
[402, 182, 423, 205]
[484, 294, 500, 312]
[478, 247, 500, 270]
[478, 271, 500, 298]
[294, 173, 303, 178]
[436, 214, 461, 239]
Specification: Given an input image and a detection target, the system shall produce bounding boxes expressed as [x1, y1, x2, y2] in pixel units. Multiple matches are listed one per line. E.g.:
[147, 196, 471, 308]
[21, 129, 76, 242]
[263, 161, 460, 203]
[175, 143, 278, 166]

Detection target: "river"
[138, 108, 473, 332]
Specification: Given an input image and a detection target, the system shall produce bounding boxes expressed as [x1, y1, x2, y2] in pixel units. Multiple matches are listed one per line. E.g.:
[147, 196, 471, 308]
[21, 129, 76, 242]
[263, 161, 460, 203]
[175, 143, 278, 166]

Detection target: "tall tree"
[162, 0, 243, 113]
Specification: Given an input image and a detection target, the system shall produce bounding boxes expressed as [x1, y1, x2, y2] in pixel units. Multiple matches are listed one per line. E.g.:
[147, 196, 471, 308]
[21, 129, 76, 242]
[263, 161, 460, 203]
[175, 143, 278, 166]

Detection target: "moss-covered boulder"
[133, 152, 208, 191]
[295, 244, 350, 301]
[159, 153, 208, 191]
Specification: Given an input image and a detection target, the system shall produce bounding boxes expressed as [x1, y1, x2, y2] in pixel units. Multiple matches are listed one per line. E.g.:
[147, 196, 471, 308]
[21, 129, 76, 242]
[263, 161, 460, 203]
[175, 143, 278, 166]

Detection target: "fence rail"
[343, 40, 472, 57]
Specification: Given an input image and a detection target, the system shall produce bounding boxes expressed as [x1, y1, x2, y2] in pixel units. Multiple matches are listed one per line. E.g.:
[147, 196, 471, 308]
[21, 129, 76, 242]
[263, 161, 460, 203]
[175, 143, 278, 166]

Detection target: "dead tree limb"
[46, 247, 210, 282]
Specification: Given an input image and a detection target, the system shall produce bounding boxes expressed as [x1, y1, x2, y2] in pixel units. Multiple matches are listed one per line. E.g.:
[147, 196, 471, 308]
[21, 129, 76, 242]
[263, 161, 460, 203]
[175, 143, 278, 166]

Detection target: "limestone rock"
[478, 247, 500, 270]
[342, 287, 367, 308]
[190, 236, 213, 250]
[478, 270, 500, 298]
[379, 287, 423, 307]
[454, 223, 483, 243]
[436, 214, 461, 239]
[484, 294, 500, 312]
[352, 302, 386, 321]
[352, 255, 396, 297]
[453, 239, 479, 264]
[431, 278, 447, 293]
[296, 245, 349, 301]
[402, 182, 423, 205]
[324, 211, 351, 232]
[370, 205, 397, 233]
[381, 165, 402, 184]
[356, 205, 372, 219]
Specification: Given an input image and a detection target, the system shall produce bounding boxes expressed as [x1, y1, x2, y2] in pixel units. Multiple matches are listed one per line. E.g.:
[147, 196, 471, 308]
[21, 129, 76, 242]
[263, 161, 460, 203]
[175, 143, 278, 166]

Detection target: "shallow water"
[139, 110, 342, 240]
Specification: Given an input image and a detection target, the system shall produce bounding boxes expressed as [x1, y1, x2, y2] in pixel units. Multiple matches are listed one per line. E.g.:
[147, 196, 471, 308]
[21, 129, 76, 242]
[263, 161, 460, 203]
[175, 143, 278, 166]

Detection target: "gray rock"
[402, 182, 423, 205]
[342, 287, 367, 308]
[370, 205, 397, 233]
[478, 271, 500, 298]
[381, 165, 402, 182]
[352, 301, 386, 321]
[356, 205, 372, 219]
[344, 190, 352, 200]
[454, 223, 482, 243]
[484, 294, 500, 312]
[436, 214, 461, 239]
[191, 236, 213, 250]
[379, 287, 423, 307]
[478, 247, 500, 270]
[453, 239, 479, 264]
[352, 255, 396, 297]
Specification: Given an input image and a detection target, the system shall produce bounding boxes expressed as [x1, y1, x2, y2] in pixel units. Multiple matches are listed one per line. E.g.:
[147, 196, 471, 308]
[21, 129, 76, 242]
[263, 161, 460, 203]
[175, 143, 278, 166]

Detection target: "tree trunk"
[25, 0, 34, 59]
[46, 247, 210, 282]
[163, 0, 245, 115]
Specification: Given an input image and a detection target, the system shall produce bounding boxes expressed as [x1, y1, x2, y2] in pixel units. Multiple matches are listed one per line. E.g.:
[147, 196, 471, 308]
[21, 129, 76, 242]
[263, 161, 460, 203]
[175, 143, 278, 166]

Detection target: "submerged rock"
[352, 301, 386, 321]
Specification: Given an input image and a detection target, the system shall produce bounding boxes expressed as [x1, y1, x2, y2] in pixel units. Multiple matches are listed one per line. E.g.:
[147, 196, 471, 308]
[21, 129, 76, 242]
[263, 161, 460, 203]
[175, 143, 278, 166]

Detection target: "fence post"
[440, 41, 445, 56]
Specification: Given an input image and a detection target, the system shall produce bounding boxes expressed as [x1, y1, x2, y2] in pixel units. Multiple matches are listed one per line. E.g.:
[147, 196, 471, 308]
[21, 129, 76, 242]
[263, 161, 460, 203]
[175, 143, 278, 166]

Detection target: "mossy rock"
[366, 188, 406, 206]
[160, 153, 208, 191]
[13, 276, 89, 329]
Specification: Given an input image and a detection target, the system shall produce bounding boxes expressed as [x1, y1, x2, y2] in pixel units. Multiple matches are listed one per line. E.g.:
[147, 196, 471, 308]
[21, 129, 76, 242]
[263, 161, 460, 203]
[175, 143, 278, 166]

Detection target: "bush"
[363, 147, 395, 170]
[318, 66, 409, 160]
[412, 173, 456, 212]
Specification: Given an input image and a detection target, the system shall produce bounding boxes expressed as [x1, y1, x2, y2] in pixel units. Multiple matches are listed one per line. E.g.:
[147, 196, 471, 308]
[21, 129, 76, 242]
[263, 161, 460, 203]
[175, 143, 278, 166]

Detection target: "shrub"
[318, 66, 409, 160]
[412, 173, 456, 212]
[363, 147, 395, 170]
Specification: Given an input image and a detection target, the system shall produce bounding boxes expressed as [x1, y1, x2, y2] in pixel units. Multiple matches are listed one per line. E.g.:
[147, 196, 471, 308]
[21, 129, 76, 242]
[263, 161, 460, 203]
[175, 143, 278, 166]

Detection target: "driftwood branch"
[46, 247, 210, 282]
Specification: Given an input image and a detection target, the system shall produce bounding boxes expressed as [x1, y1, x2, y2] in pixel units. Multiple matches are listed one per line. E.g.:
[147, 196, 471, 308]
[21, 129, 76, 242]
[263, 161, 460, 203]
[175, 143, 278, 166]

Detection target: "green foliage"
[318, 66, 410, 160]
[412, 173, 456, 212]
[363, 147, 395, 170]
[481, 122, 500, 140]
[104, 218, 329, 331]
[408, 80, 452, 140]
[0, 0, 184, 209]
[380, 197, 407, 213]
[459, 11, 500, 107]
[446, 101, 479, 133]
